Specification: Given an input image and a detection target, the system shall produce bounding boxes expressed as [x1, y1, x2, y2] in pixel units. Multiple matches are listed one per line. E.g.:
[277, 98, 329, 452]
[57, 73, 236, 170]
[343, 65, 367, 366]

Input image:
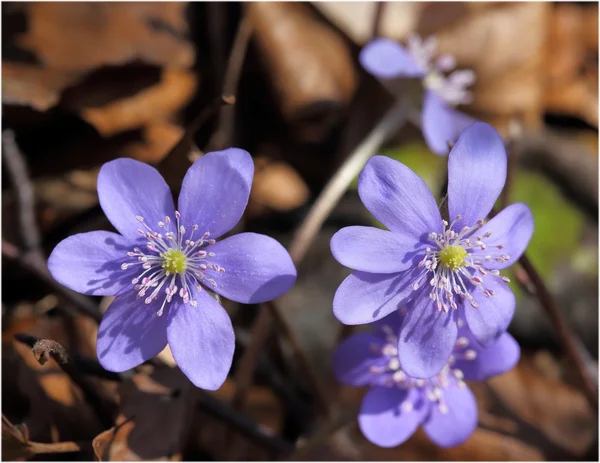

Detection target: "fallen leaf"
[16, 3, 194, 71]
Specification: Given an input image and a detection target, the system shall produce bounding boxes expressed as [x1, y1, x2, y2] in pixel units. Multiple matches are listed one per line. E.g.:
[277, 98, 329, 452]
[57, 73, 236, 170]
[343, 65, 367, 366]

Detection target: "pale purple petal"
[358, 387, 428, 448]
[455, 332, 520, 381]
[464, 277, 515, 347]
[422, 90, 477, 156]
[358, 156, 443, 239]
[48, 231, 135, 296]
[447, 122, 507, 228]
[397, 295, 458, 378]
[360, 38, 426, 79]
[167, 287, 234, 390]
[207, 232, 296, 304]
[333, 268, 418, 325]
[474, 203, 534, 270]
[97, 291, 168, 372]
[98, 158, 175, 241]
[333, 332, 390, 387]
[422, 384, 478, 448]
[330, 226, 422, 274]
[178, 148, 253, 240]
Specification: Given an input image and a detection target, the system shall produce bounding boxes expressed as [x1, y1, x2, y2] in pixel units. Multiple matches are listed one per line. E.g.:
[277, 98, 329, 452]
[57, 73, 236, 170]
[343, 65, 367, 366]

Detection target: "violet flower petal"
[332, 332, 390, 387]
[96, 291, 168, 372]
[358, 387, 428, 448]
[207, 232, 296, 304]
[178, 148, 253, 240]
[358, 156, 443, 238]
[48, 231, 135, 296]
[98, 158, 175, 241]
[330, 226, 422, 274]
[360, 38, 426, 79]
[422, 90, 477, 156]
[166, 287, 234, 390]
[333, 269, 418, 325]
[397, 295, 458, 378]
[447, 122, 507, 228]
[464, 277, 515, 347]
[422, 384, 478, 448]
[474, 203, 534, 270]
[455, 332, 520, 382]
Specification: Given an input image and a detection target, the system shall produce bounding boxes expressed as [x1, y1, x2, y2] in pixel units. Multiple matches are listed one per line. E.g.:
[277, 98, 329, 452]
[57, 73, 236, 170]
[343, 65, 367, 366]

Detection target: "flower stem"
[289, 100, 409, 263]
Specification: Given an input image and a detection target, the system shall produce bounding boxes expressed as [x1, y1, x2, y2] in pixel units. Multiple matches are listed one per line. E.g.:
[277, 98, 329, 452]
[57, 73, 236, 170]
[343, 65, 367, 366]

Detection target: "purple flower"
[333, 311, 520, 448]
[360, 34, 476, 155]
[48, 149, 297, 390]
[330, 122, 533, 378]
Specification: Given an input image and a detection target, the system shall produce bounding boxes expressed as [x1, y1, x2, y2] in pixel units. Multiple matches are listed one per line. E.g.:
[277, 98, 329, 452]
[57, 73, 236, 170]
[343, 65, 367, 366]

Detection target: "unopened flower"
[361, 34, 476, 155]
[334, 311, 520, 448]
[49, 149, 297, 390]
[330, 122, 533, 378]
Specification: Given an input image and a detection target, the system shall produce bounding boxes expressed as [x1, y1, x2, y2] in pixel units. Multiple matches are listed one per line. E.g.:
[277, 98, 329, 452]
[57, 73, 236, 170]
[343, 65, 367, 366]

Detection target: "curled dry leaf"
[248, 2, 357, 138]
[16, 2, 194, 71]
[250, 156, 310, 213]
[73, 69, 197, 137]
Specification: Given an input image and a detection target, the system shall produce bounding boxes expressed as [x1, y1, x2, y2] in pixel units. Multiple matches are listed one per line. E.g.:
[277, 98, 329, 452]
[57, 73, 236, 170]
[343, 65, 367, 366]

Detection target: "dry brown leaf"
[94, 366, 195, 461]
[2, 63, 83, 112]
[248, 2, 357, 138]
[250, 156, 310, 213]
[72, 69, 197, 137]
[16, 3, 194, 71]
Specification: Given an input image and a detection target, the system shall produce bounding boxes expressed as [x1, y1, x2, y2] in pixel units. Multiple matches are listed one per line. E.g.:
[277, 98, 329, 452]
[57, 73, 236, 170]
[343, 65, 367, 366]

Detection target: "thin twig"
[371, 2, 387, 38]
[196, 390, 295, 456]
[2, 130, 41, 252]
[14, 334, 116, 428]
[2, 240, 103, 323]
[518, 254, 598, 410]
[207, 14, 254, 151]
[500, 117, 523, 209]
[288, 100, 408, 262]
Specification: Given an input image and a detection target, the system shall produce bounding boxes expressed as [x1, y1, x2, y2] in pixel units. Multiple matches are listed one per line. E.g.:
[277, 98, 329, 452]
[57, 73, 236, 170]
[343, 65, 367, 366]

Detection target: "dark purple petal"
[464, 277, 515, 347]
[474, 203, 534, 270]
[166, 287, 234, 390]
[333, 332, 391, 387]
[360, 38, 426, 79]
[422, 384, 478, 448]
[372, 310, 406, 337]
[178, 148, 253, 240]
[333, 269, 418, 325]
[358, 156, 443, 239]
[97, 291, 168, 372]
[358, 386, 428, 448]
[397, 295, 458, 378]
[422, 90, 478, 156]
[447, 122, 507, 228]
[455, 332, 520, 381]
[207, 232, 296, 304]
[98, 158, 175, 241]
[330, 226, 421, 274]
[48, 231, 136, 296]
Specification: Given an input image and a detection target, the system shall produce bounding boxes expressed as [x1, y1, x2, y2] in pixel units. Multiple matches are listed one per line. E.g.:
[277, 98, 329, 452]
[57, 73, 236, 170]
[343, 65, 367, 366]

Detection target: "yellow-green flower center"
[438, 245, 467, 271]
[162, 249, 187, 274]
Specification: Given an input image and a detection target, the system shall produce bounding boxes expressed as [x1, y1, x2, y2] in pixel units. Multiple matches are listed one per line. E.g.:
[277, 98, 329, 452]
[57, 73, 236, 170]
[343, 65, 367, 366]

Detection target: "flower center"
[411, 215, 511, 313]
[438, 245, 467, 271]
[120, 211, 226, 316]
[368, 321, 476, 414]
[162, 249, 187, 274]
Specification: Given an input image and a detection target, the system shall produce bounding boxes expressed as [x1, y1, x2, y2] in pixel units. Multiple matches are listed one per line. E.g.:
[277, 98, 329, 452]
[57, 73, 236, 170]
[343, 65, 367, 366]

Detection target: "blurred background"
[2, 2, 598, 461]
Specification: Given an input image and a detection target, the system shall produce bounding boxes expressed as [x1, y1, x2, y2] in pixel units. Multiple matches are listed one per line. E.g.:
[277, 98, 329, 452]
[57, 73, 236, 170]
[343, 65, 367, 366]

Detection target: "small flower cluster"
[46, 29, 534, 452]
[330, 121, 533, 447]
